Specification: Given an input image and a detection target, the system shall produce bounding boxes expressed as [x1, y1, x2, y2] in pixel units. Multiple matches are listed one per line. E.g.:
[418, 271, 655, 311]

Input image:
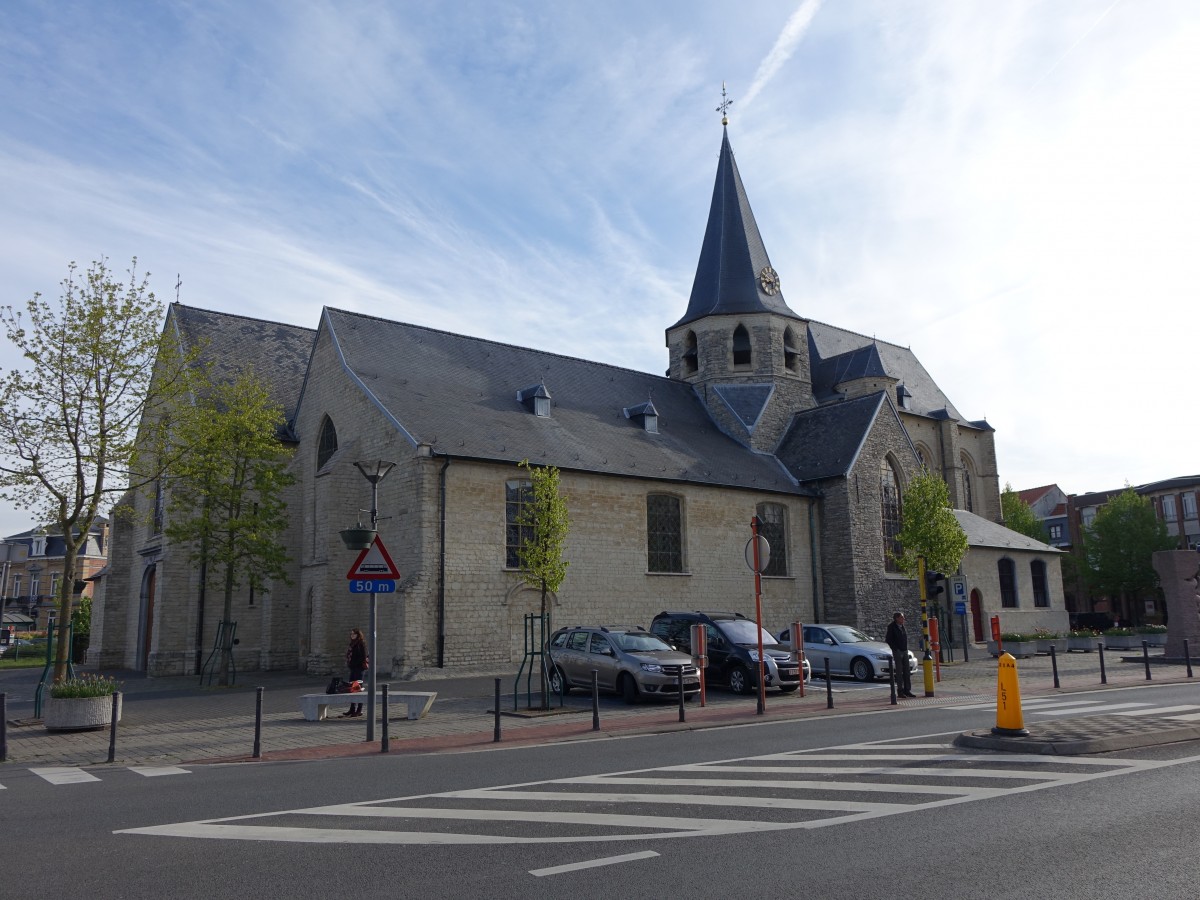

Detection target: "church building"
[92, 122, 1055, 678]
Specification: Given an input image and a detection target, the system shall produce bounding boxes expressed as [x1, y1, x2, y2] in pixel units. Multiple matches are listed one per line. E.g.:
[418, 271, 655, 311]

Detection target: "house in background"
[1065, 475, 1200, 626]
[1017, 484, 1070, 548]
[0, 520, 109, 634]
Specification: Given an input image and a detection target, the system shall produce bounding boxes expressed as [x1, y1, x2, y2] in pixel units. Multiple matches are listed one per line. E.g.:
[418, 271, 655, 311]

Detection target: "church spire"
[670, 104, 801, 331]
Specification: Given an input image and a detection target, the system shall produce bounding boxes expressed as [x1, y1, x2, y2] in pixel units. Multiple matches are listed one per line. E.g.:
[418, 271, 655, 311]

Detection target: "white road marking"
[1165, 712, 1200, 722]
[117, 738, 1200, 847]
[1115, 706, 1200, 717]
[530, 850, 660, 877]
[130, 766, 191, 777]
[30, 767, 100, 785]
[951, 699, 1105, 710]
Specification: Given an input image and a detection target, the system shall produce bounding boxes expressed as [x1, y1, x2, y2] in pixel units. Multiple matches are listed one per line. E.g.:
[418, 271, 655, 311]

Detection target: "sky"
[0, 0, 1197, 536]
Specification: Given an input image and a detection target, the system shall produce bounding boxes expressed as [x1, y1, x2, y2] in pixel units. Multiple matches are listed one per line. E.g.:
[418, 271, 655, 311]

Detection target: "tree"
[514, 459, 569, 708]
[0, 259, 195, 681]
[164, 369, 295, 685]
[1081, 488, 1175, 621]
[1000, 483, 1049, 543]
[895, 470, 969, 577]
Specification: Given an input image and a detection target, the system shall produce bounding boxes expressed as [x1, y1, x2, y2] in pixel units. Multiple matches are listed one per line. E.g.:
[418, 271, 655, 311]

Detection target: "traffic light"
[925, 570, 946, 599]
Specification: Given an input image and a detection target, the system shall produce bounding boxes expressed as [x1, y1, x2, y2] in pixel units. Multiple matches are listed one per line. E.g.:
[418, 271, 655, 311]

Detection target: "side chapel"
[92, 121, 1049, 678]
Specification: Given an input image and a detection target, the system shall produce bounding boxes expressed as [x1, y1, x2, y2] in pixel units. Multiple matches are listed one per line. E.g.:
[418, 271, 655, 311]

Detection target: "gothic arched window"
[732, 324, 752, 368]
[881, 458, 902, 573]
[317, 415, 338, 470]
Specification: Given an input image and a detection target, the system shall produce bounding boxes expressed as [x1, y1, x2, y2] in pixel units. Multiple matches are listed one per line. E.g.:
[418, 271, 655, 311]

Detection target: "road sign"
[954, 600, 967, 615]
[953, 580, 965, 596]
[346, 536, 401, 580]
[744, 535, 771, 573]
[349, 579, 396, 594]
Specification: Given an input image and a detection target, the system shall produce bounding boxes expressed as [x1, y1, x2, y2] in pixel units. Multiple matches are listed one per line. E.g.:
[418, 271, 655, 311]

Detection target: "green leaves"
[514, 459, 570, 595]
[1081, 488, 1175, 602]
[895, 470, 968, 577]
[164, 368, 295, 621]
[1000, 483, 1049, 543]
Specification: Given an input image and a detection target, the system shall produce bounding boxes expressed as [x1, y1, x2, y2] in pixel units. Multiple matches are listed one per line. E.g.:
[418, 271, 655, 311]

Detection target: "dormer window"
[517, 383, 552, 417]
[31, 529, 47, 557]
[623, 400, 659, 434]
[732, 325, 752, 368]
[896, 384, 912, 410]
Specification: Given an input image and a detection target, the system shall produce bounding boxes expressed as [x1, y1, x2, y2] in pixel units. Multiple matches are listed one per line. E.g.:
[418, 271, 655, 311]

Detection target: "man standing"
[886, 612, 916, 698]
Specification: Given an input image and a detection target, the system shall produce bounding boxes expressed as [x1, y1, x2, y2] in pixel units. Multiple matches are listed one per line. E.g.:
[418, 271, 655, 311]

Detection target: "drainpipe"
[809, 501, 821, 623]
[437, 456, 451, 668]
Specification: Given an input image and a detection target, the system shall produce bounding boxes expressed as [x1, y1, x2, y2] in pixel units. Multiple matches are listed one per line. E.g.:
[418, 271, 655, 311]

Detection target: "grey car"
[546, 625, 700, 703]
[777, 623, 918, 682]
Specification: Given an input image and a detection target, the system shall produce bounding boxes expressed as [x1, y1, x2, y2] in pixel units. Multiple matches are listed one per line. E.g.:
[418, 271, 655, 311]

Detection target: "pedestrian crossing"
[949, 697, 1200, 722]
[0, 765, 190, 788]
[115, 737, 1174, 846]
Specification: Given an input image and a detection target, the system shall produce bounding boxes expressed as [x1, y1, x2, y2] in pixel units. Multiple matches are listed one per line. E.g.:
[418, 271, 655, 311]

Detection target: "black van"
[650, 610, 806, 695]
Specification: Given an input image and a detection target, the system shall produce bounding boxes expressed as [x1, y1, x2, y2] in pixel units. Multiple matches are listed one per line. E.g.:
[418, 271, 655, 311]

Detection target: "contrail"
[743, 0, 824, 108]
[1030, 0, 1124, 91]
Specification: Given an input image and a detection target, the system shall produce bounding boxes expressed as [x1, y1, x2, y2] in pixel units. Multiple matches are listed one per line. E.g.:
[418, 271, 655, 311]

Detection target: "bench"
[298, 691, 437, 722]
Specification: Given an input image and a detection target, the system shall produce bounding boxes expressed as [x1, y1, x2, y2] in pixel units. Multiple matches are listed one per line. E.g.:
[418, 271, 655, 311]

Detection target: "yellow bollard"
[992, 652, 1030, 736]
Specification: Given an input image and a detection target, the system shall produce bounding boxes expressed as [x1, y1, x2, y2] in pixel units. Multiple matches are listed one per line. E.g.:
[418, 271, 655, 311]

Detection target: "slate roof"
[808, 321, 964, 421]
[953, 509, 1060, 553]
[323, 308, 805, 495]
[670, 128, 803, 330]
[170, 303, 316, 422]
[775, 393, 893, 483]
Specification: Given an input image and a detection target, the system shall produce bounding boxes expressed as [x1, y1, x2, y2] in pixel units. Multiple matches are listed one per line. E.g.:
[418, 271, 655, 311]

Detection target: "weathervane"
[716, 82, 732, 125]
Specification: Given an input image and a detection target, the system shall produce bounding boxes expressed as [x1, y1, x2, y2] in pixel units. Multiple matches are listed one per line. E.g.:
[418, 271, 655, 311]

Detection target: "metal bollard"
[591, 670, 600, 732]
[889, 661, 897, 706]
[1098, 643, 1107, 684]
[825, 658, 833, 709]
[1, 693, 7, 762]
[107, 692, 121, 764]
[381, 683, 389, 753]
[1186, 640, 1194, 679]
[1142, 641, 1152, 681]
[677, 669, 685, 723]
[253, 687, 263, 759]
[1050, 644, 1060, 689]
[493, 678, 501, 743]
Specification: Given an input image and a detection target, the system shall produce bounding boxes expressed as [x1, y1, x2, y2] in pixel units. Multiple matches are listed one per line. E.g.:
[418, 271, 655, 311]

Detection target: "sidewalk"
[1, 646, 1195, 767]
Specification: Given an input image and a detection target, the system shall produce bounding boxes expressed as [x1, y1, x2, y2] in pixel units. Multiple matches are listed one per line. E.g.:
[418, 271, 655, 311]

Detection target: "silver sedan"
[778, 624, 917, 682]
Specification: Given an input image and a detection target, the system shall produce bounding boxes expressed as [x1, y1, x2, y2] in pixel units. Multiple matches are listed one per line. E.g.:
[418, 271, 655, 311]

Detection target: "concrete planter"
[1067, 637, 1098, 653]
[1101, 635, 1139, 651]
[1137, 632, 1167, 648]
[1036, 639, 1068, 656]
[988, 640, 1038, 659]
[43, 694, 122, 731]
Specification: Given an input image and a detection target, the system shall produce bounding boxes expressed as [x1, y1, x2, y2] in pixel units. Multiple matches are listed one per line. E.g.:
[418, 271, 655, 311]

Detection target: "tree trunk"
[540, 580, 549, 710]
[52, 539, 81, 683]
[218, 562, 236, 686]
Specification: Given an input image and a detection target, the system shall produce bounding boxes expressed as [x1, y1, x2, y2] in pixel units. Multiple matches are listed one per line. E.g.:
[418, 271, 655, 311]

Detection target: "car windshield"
[827, 626, 872, 643]
[615, 633, 673, 652]
[718, 619, 779, 646]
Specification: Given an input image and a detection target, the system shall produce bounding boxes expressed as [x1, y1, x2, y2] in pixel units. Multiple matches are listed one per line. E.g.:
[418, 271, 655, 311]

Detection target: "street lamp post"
[345, 460, 395, 742]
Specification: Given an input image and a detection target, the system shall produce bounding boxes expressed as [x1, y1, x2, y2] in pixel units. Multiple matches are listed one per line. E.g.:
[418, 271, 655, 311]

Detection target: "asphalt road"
[6, 680, 1200, 899]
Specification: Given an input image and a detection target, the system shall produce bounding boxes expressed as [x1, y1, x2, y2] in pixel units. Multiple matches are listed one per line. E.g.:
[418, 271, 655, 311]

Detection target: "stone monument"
[1153, 549, 1200, 659]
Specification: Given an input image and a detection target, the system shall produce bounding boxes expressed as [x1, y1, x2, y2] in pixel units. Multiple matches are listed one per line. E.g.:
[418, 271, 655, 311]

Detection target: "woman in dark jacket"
[341, 628, 368, 718]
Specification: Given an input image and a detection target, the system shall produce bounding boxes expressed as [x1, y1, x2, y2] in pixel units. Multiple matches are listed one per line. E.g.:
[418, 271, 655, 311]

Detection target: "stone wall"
[1154, 550, 1200, 657]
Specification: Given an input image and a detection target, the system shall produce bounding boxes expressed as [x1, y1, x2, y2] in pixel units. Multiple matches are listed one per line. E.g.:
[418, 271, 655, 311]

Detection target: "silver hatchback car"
[546, 625, 700, 703]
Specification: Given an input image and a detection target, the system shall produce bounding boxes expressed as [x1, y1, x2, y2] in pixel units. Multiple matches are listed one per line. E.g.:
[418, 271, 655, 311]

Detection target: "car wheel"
[619, 673, 639, 704]
[850, 656, 874, 682]
[727, 665, 753, 695]
[778, 684, 799, 694]
[548, 667, 570, 695]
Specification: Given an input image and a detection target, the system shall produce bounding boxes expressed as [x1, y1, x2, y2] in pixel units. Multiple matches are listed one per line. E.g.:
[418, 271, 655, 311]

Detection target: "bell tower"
[666, 100, 813, 453]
